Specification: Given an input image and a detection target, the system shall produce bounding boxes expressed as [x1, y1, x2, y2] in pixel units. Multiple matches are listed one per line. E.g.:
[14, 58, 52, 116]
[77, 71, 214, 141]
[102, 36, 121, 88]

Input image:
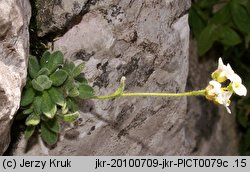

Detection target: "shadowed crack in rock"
[37, 0, 100, 40]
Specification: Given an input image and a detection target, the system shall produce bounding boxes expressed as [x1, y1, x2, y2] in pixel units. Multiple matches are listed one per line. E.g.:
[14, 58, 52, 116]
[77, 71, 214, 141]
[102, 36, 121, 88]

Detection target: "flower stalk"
[93, 90, 206, 99]
[93, 76, 205, 99]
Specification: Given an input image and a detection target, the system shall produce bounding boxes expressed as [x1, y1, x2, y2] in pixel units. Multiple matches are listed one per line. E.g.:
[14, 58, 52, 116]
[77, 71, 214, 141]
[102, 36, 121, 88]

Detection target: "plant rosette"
[20, 51, 94, 145]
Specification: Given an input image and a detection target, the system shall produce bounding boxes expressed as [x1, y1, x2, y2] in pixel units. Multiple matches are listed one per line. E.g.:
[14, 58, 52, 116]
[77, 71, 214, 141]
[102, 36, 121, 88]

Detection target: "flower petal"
[209, 80, 221, 94]
[218, 58, 225, 70]
[215, 91, 232, 105]
[228, 73, 241, 83]
[209, 80, 221, 89]
[232, 82, 247, 96]
[225, 64, 235, 77]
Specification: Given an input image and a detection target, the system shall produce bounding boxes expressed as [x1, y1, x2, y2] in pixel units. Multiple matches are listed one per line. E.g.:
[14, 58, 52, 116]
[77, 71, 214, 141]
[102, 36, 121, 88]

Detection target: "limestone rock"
[11, 0, 239, 156]
[14, 0, 193, 155]
[0, 0, 31, 155]
[36, 0, 90, 37]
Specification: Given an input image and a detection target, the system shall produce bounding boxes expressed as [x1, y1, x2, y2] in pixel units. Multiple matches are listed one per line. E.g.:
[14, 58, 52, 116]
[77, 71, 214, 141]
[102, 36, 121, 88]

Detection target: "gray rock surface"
[11, 0, 239, 155]
[0, 0, 31, 155]
[14, 0, 192, 155]
[53, 1, 191, 155]
[36, 0, 89, 37]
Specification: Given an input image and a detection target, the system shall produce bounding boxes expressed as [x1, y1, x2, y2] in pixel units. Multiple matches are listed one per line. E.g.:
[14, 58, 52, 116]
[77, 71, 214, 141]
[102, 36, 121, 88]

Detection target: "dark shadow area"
[3, 113, 25, 155]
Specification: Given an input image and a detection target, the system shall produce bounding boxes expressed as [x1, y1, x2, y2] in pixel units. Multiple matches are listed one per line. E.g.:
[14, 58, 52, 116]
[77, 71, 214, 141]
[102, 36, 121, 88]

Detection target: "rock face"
[0, 0, 31, 155]
[11, 0, 239, 155]
[52, 0, 191, 156]
[36, 0, 89, 37]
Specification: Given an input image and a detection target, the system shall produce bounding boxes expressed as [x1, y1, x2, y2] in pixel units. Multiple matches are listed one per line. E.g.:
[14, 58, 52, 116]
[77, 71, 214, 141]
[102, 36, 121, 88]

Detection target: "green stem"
[93, 90, 206, 99]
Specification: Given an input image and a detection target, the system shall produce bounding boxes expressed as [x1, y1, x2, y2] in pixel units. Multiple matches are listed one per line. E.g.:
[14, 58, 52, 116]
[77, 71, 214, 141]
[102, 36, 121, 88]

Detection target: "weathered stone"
[11, 0, 239, 155]
[36, 0, 91, 37]
[13, 0, 193, 155]
[0, 0, 31, 155]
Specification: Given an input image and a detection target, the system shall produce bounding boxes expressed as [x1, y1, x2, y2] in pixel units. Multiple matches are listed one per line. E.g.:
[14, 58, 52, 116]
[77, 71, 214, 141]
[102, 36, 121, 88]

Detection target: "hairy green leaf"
[44, 118, 60, 133]
[40, 51, 51, 67]
[20, 87, 35, 106]
[63, 112, 80, 123]
[45, 51, 64, 73]
[25, 78, 33, 88]
[63, 62, 75, 75]
[67, 98, 78, 112]
[23, 108, 33, 115]
[72, 63, 85, 78]
[50, 69, 68, 86]
[32, 79, 44, 91]
[63, 77, 77, 95]
[33, 96, 42, 115]
[41, 114, 50, 122]
[41, 91, 57, 119]
[25, 113, 40, 126]
[28, 55, 40, 79]
[62, 104, 69, 114]
[41, 122, 58, 145]
[24, 126, 35, 140]
[48, 87, 65, 106]
[198, 24, 218, 56]
[78, 84, 94, 99]
[68, 87, 80, 97]
[32, 75, 52, 91]
[37, 67, 50, 76]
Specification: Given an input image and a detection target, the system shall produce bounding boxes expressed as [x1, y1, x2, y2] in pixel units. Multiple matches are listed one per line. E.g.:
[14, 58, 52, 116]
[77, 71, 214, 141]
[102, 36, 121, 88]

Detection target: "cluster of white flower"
[205, 58, 247, 113]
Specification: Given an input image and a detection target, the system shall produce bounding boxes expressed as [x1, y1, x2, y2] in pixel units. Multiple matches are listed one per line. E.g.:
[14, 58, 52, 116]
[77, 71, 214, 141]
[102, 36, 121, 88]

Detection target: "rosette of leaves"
[20, 51, 94, 145]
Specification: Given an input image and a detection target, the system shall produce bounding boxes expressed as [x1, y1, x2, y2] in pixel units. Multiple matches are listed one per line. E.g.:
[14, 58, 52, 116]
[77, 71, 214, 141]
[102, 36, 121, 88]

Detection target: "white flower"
[224, 67, 247, 96]
[212, 57, 247, 96]
[205, 57, 248, 114]
[205, 80, 233, 113]
[228, 72, 241, 83]
[225, 68, 247, 96]
[205, 80, 222, 100]
[209, 80, 222, 94]
[231, 82, 247, 96]
[215, 91, 233, 114]
[212, 58, 235, 83]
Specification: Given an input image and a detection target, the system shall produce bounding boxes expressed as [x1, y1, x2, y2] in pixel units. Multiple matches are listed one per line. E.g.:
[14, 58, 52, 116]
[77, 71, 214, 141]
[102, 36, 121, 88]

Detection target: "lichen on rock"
[0, 0, 31, 155]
